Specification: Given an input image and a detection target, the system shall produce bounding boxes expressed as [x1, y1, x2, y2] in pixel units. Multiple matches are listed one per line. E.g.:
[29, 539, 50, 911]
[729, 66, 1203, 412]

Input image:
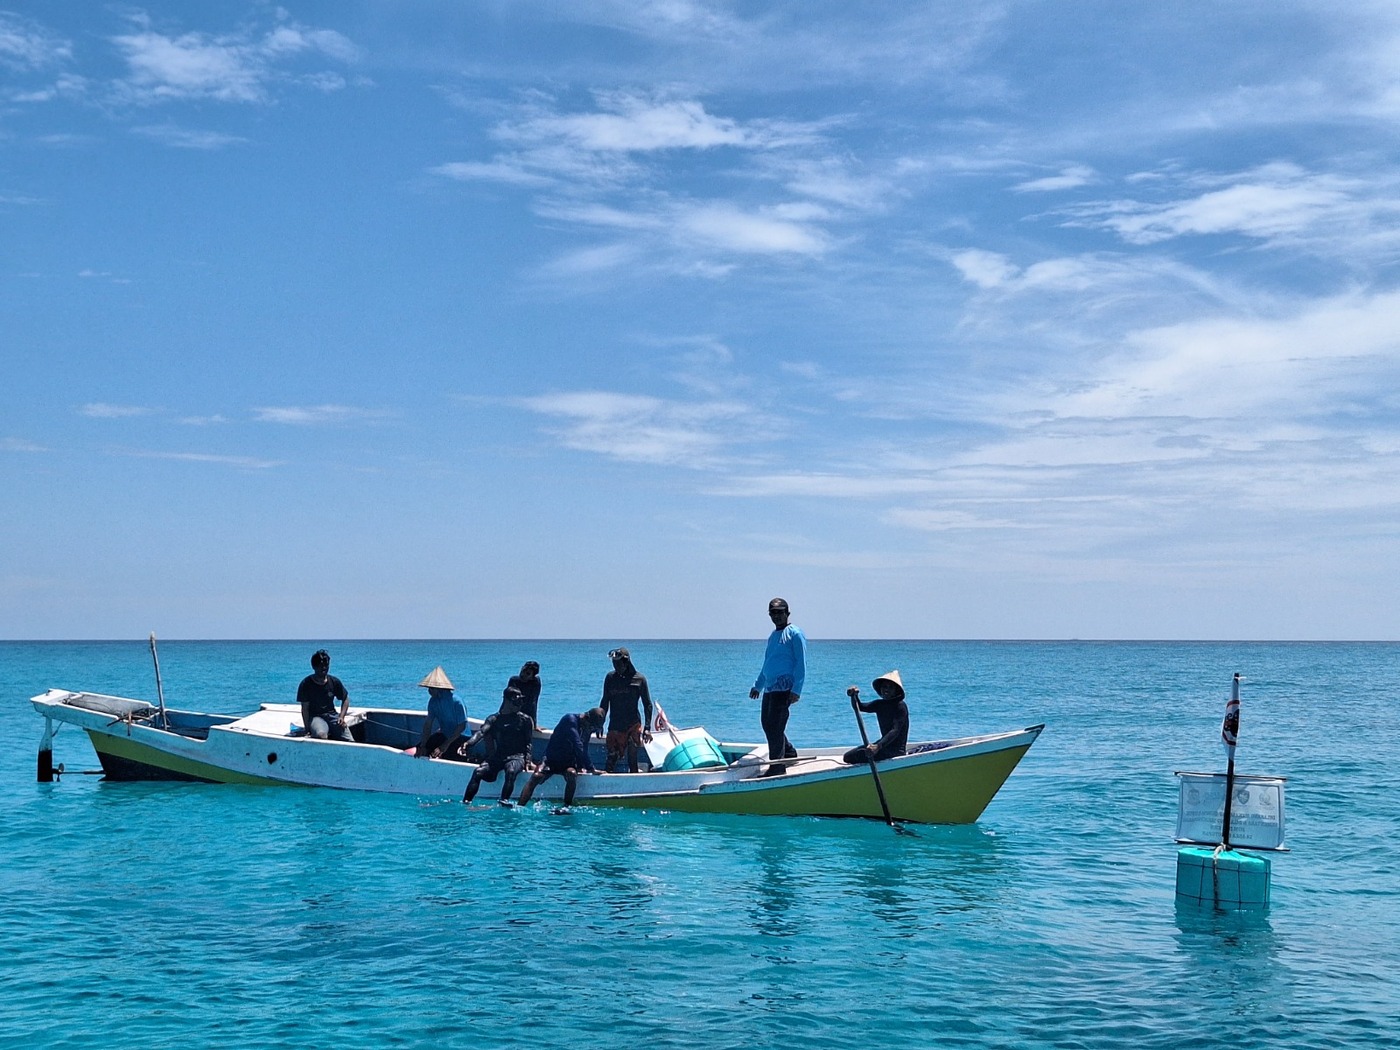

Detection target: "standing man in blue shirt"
[749, 597, 806, 773]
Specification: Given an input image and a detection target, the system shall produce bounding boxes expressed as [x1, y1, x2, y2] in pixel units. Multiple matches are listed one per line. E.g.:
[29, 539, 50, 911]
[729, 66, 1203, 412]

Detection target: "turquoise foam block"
[1175, 847, 1271, 910]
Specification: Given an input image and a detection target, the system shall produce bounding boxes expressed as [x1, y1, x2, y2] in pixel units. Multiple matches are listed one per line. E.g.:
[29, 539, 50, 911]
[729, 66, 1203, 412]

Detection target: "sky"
[3, 1, 1399, 640]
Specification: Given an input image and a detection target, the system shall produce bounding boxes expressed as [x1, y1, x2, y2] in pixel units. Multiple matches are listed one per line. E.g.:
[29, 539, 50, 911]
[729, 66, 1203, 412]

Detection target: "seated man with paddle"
[516, 706, 605, 808]
[461, 686, 536, 804]
[843, 670, 909, 765]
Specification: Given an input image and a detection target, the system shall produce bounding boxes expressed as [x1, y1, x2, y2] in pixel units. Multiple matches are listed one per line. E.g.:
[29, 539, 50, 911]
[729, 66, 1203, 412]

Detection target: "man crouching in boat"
[298, 649, 353, 741]
[516, 707, 605, 808]
[413, 666, 468, 760]
[844, 670, 909, 765]
[461, 686, 536, 804]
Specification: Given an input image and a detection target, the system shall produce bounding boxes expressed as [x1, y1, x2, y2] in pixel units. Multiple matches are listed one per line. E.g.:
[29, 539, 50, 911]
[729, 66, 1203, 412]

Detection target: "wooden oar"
[849, 688, 905, 832]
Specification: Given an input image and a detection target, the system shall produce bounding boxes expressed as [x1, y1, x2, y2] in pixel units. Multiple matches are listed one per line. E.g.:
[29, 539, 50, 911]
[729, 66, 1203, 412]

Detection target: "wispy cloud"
[111, 12, 359, 105]
[0, 12, 70, 71]
[78, 402, 151, 419]
[252, 405, 393, 426]
[2, 437, 48, 453]
[1066, 162, 1400, 253]
[132, 124, 247, 150]
[519, 389, 748, 467]
[114, 449, 282, 469]
[433, 91, 899, 273]
[1014, 165, 1096, 193]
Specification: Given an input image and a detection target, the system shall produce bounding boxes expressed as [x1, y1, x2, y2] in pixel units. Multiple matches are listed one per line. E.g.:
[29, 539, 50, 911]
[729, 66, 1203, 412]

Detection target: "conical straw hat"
[418, 666, 454, 690]
[872, 669, 904, 699]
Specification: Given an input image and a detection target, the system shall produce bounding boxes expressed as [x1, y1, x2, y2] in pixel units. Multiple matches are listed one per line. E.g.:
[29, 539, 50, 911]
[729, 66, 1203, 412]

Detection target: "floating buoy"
[1172, 674, 1283, 911]
[1175, 846, 1271, 910]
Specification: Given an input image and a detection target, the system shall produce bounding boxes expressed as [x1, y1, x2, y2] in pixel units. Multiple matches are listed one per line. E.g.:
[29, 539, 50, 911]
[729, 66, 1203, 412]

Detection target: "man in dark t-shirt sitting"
[297, 648, 353, 741]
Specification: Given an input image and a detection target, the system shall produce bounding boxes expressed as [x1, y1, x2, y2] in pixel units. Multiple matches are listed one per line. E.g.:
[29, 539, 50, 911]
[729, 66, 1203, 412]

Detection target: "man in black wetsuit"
[844, 670, 910, 765]
[297, 649, 353, 741]
[461, 687, 537, 804]
[507, 661, 541, 723]
[599, 647, 653, 773]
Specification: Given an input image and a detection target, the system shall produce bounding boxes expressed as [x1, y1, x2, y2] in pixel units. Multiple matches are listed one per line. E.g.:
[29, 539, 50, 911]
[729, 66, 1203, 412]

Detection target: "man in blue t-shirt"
[749, 597, 806, 771]
[413, 665, 468, 760]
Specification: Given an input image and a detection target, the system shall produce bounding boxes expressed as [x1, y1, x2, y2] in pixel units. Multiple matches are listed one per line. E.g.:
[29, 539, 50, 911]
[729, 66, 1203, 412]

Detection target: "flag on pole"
[1221, 675, 1240, 751]
[654, 703, 670, 732]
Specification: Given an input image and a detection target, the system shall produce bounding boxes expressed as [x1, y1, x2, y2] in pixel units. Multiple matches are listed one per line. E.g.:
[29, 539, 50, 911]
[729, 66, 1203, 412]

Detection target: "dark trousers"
[463, 754, 526, 803]
[760, 691, 799, 761]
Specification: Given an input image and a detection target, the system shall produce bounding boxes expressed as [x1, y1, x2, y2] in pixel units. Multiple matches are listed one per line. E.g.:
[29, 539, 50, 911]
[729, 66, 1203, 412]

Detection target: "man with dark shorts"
[844, 670, 910, 765]
[516, 707, 604, 807]
[297, 648, 353, 741]
[599, 647, 653, 773]
[749, 598, 806, 773]
[462, 687, 537, 804]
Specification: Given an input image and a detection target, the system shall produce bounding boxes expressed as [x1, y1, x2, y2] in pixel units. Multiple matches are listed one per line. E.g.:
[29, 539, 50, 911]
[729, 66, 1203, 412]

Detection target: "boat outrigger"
[31, 688, 1043, 825]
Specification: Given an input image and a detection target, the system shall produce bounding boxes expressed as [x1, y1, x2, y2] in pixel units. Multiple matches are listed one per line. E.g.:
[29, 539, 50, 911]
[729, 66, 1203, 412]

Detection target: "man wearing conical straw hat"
[843, 670, 909, 765]
[413, 666, 469, 761]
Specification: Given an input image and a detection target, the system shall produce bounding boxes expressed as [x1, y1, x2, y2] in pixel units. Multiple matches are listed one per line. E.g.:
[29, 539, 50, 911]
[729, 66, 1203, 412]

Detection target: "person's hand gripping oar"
[848, 686, 911, 834]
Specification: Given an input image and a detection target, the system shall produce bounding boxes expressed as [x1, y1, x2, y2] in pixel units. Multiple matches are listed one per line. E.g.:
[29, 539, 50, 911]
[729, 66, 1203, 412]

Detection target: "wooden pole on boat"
[1219, 673, 1241, 849]
[849, 688, 898, 830]
[149, 632, 170, 730]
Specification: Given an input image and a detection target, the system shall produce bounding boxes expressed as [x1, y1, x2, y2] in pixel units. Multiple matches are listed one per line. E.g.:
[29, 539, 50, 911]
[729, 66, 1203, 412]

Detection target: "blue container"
[661, 734, 728, 771]
[1175, 846, 1271, 910]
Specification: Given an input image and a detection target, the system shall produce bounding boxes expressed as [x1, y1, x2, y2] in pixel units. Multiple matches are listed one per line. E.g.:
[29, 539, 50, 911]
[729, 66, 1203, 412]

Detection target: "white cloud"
[253, 405, 392, 426]
[508, 97, 753, 153]
[133, 124, 247, 150]
[0, 12, 70, 71]
[1068, 163, 1400, 251]
[677, 202, 827, 255]
[519, 389, 748, 467]
[116, 449, 282, 469]
[112, 15, 358, 105]
[429, 161, 555, 188]
[1050, 288, 1400, 423]
[79, 402, 150, 419]
[1014, 165, 1096, 193]
[951, 248, 1018, 288]
[2, 437, 47, 453]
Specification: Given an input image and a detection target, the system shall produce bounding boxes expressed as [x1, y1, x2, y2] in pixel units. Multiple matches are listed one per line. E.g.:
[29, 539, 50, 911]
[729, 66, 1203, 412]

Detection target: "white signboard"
[1175, 772, 1287, 851]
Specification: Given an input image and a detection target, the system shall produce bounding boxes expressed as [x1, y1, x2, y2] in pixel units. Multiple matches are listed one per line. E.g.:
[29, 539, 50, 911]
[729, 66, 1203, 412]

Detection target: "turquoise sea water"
[3, 639, 1398, 1049]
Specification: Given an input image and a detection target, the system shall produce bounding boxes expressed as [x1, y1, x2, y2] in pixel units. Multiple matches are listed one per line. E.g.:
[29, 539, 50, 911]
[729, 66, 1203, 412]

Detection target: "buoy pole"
[1220, 672, 1241, 849]
[38, 717, 54, 783]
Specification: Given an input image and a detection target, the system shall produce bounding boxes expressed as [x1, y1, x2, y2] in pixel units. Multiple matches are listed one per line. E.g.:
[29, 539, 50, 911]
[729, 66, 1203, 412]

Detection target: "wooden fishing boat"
[30, 688, 1042, 824]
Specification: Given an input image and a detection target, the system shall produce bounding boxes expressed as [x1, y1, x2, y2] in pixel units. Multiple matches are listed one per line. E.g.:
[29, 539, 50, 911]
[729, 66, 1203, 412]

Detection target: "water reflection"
[1170, 897, 1290, 1029]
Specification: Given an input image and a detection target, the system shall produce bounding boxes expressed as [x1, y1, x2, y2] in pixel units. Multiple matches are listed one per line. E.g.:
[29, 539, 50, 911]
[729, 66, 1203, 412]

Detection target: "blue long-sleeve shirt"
[543, 713, 597, 772]
[753, 625, 807, 696]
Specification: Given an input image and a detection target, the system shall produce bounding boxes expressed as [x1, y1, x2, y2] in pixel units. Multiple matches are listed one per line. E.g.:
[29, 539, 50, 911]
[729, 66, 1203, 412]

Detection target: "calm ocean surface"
[2, 639, 1397, 1049]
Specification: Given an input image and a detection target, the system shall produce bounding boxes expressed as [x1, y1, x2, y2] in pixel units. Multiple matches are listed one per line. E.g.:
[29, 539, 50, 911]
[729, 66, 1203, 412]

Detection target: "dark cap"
[768, 597, 789, 612]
